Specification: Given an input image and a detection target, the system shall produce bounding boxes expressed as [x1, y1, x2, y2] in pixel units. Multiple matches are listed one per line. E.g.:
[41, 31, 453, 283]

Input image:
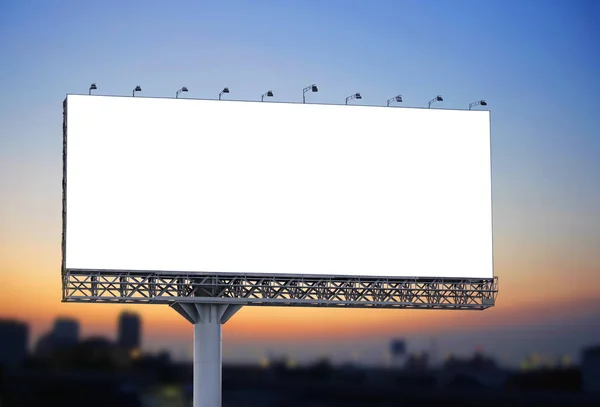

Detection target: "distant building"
[390, 339, 406, 356]
[0, 319, 29, 368]
[34, 333, 54, 358]
[440, 352, 507, 389]
[75, 337, 131, 370]
[405, 352, 429, 371]
[52, 318, 79, 347]
[82, 337, 113, 349]
[390, 338, 407, 368]
[118, 311, 141, 352]
[34, 317, 80, 358]
[582, 345, 600, 393]
[443, 352, 498, 372]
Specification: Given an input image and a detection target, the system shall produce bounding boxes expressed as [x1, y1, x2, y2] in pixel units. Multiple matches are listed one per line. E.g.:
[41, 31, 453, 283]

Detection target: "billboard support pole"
[171, 302, 243, 407]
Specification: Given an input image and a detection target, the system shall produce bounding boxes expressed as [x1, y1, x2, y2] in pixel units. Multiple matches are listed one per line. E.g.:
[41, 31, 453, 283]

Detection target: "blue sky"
[0, 0, 599, 366]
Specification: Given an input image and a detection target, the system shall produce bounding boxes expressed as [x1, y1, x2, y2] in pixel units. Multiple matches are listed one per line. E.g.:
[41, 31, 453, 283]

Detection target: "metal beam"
[62, 270, 498, 310]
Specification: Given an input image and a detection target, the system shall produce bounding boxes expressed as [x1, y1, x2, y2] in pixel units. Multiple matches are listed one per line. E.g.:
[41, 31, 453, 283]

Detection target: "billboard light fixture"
[88, 83, 97, 95]
[387, 95, 402, 106]
[261, 90, 274, 102]
[303, 84, 318, 103]
[345, 92, 362, 105]
[176, 87, 188, 98]
[219, 87, 230, 100]
[469, 100, 488, 110]
[428, 95, 443, 108]
[132, 86, 142, 97]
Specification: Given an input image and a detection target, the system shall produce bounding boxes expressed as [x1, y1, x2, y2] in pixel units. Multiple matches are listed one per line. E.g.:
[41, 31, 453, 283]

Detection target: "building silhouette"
[405, 352, 429, 371]
[582, 345, 600, 393]
[117, 311, 141, 353]
[390, 338, 407, 368]
[440, 352, 507, 389]
[52, 318, 79, 347]
[0, 319, 29, 368]
[34, 317, 80, 358]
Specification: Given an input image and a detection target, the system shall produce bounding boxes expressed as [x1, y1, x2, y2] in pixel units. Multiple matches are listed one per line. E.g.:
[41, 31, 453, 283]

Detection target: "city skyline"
[4, 295, 600, 368]
[1, 0, 599, 369]
[4, 310, 596, 370]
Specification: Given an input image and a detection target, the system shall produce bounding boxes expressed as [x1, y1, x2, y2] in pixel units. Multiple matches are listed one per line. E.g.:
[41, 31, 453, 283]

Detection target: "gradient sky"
[1, 0, 599, 367]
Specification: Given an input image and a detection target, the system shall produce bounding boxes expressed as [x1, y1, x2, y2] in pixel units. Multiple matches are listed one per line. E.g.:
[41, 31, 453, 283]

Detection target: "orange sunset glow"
[2, 230, 599, 359]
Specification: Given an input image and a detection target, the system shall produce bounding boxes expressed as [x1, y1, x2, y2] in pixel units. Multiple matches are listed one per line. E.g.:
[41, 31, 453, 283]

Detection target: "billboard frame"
[61, 94, 498, 309]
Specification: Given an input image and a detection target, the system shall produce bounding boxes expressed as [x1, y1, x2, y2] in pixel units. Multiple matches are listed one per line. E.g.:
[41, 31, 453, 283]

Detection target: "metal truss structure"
[62, 270, 498, 310]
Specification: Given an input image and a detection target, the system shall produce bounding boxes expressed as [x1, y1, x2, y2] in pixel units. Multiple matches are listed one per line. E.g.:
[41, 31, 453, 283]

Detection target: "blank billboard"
[63, 95, 493, 279]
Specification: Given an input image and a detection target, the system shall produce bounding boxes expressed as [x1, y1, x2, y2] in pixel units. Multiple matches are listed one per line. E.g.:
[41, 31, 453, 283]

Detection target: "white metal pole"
[193, 304, 223, 407]
[171, 302, 242, 407]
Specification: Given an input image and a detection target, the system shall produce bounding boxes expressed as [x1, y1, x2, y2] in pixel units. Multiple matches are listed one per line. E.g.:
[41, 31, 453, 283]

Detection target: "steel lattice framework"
[62, 270, 498, 310]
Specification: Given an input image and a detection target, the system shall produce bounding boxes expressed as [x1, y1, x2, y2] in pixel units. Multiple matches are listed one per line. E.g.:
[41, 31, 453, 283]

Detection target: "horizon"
[5, 297, 600, 369]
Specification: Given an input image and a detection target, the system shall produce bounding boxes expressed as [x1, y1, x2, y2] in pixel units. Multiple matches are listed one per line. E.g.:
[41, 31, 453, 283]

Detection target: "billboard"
[63, 95, 493, 279]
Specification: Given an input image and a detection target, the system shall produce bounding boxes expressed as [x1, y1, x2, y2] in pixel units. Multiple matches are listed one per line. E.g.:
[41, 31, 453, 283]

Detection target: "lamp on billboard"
[261, 90, 274, 102]
[61, 93, 498, 407]
[218, 87, 230, 100]
[345, 92, 362, 105]
[302, 84, 318, 103]
[428, 95, 443, 108]
[469, 100, 488, 110]
[176, 87, 188, 98]
[387, 95, 402, 106]
[88, 83, 97, 95]
[132, 86, 142, 97]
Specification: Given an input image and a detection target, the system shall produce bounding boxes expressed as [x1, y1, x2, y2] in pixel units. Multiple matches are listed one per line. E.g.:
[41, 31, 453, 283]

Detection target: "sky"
[0, 0, 599, 368]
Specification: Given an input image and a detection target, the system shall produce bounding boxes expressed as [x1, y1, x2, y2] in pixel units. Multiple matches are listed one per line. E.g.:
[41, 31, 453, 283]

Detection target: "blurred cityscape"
[1, 314, 599, 407]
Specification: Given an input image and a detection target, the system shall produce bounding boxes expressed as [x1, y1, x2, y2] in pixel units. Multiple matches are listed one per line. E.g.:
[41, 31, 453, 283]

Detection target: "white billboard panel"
[64, 95, 493, 279]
